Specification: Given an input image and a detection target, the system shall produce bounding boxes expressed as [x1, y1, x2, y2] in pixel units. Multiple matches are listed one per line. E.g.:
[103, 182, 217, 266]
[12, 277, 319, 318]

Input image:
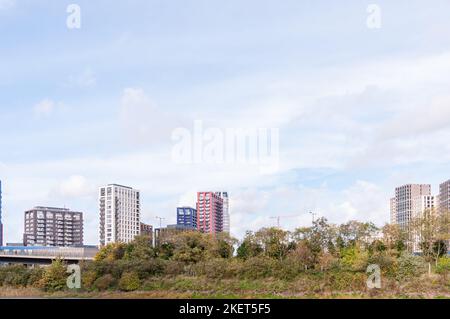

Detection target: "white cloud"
[57, 175, 95, 198]
[119, 87, 187, 146]
[379, 96, 450, 140]
[33, 99, 55, 117]
[5, 50, 450, 243]
[0, 0, 15, 11]
[67, 68, 97, 88]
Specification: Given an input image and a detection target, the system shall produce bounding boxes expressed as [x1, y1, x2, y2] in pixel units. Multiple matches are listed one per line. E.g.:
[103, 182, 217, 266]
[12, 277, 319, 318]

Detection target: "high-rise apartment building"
[140, 222, 153, 237]
[23, 207, 83, 247]
[215, 192, 230, 234]
[177, 207, 197, 230]
[411, 195, 436, 252]
[196, 192, 223, 234]
[394, 184, 431, 230]
[439, 179, 450, 214]
[99, 184, 141, 246]
[390, 197, 397, 225]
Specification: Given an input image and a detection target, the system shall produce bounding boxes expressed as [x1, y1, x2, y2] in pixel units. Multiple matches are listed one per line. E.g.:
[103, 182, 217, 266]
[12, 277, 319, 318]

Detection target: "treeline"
[0, 218, 449, 294]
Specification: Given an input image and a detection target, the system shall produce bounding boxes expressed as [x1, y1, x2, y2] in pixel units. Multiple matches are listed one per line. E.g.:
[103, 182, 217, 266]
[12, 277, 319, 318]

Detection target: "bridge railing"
[0, 247, 99, 259]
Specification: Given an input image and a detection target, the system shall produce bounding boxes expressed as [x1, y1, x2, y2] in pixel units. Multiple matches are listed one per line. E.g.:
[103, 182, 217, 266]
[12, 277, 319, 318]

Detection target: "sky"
[1, 0, 450, 245]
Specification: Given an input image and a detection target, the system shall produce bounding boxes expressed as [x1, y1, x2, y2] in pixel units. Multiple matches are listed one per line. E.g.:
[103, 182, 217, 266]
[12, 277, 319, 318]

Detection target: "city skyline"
[2, 1, 450, 245]
[1, 177, 450, 246]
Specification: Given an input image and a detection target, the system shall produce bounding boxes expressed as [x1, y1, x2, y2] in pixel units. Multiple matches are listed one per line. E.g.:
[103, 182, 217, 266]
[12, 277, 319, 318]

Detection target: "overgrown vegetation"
[0, 219, 449, 298]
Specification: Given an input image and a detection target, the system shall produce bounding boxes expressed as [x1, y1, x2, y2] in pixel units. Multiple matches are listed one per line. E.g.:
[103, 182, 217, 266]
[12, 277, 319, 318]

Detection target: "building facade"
[394, 184, 431, 231]
[99, 184, 141, 246]
[439, 179, 450, 214]
[411, 195, 437, 252]
[390, 197, 397, 225]
[196, 192, 223, 234]
[23, 207, 83, 247]
[216, 192, 230, 233]
[140, 222, 153, 237]
[177, 207, 197, 230]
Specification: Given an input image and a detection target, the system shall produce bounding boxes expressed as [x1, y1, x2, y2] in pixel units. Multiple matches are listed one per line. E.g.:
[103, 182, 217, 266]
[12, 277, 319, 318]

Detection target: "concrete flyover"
[0, 246, 98, 265]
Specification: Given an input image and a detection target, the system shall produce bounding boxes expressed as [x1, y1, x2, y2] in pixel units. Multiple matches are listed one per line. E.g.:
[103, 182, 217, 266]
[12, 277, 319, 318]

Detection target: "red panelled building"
[196, 192, 223, 234]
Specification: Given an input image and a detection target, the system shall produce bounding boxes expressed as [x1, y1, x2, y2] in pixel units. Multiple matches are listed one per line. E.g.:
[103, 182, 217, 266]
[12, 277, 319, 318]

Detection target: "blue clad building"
[177, 207, 197, 230]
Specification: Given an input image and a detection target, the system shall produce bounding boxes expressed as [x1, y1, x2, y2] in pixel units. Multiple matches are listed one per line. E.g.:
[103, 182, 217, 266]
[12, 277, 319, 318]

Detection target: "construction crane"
[270, 212, 316, 228]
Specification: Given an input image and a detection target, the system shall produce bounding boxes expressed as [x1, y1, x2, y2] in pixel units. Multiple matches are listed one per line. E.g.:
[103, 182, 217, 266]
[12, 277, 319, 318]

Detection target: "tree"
[95, 243, 127, 262]
[412, 208, 450, 265]
[381, 223, 407, 256]
[288, 240, 315, 269]
[172, 232, 214, 264]
[368, 240, 387, 255]
[118, 272, 141, 291]
[338, 220, 379, 249]
[213, 233, 237, 259]
[124, 235, 156, 261]
[293, 218, 337, 261]
[254, 227, 292, 261]
[38, 259, 68, 292]
[237, 231, 263, 260]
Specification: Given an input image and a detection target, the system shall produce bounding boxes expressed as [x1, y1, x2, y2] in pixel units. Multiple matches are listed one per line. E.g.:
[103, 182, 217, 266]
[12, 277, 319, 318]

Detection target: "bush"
[368, 252, 396, 277]
[324, 271, 367, 291]
[93, 274, 115, 291]
[317, 252, 339, 271]
[395, 253, 427, 282]
[163, 260, 185, 276]
[108, 259, 164, 280]
[238, 256, 276, 279]
[340, 246, 369, 271]
[192, 258, 239, 279]
[38, 260, 68, 292]
[0, 265, 32, 287]
[118, 272, 141, 291]
[272, 258, 304, 280]
[27, 267, 45, 287]
[82, 270, 98, 291]
[435, 257, 450, 276]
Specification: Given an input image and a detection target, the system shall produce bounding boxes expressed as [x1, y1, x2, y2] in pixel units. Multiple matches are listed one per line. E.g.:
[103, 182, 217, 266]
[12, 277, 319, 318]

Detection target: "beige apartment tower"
[99, 184, 141, 246]
[394, 184, 431, 231]
[439, 179, 450, 214]
[390, 197, 397, 225]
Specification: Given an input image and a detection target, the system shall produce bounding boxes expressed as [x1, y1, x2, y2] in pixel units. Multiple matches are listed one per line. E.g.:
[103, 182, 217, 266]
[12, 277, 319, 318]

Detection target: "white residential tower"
[99, 184, 141, 246]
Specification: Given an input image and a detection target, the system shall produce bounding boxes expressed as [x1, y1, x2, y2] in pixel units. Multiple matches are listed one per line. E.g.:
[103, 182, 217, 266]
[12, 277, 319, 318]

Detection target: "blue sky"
[1, 0, 450, 245]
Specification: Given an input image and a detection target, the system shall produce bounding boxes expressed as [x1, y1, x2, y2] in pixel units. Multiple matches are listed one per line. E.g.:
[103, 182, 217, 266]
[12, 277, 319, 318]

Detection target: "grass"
[0, 274, 448, 299]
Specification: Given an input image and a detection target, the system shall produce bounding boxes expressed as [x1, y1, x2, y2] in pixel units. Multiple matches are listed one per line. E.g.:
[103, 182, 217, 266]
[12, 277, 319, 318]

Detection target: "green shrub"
[110, 259, 165, 280]
[395, 253, 427, 282]
[118, 272, 141, 291]
[192, 258, 239, 279]
[435, 257, 450, 275]
[93, 274, 115, 291]
[238, 256, 276, 279]
[82, 270, 98, 290]
[38, 260, 68, 292]
[324, 271, 367, 291]
[0, 265, 31, 287]
[272, 258, 304, 280]
[27, 267, 45, 287]
[368, 253, 396, 277]
[340, 246, 369, 271]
